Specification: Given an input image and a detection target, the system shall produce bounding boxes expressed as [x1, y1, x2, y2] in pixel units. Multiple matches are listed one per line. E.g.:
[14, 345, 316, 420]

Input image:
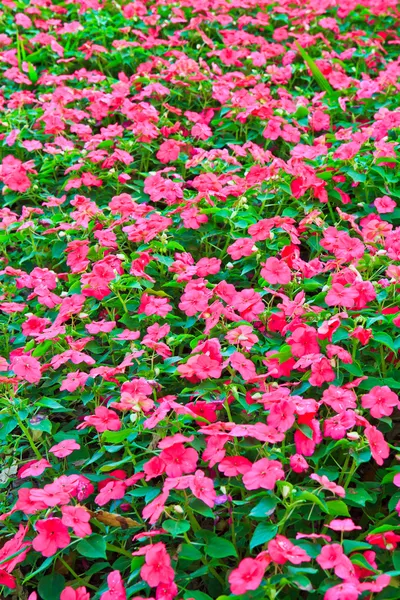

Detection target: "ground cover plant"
[0, 0, 400, 598]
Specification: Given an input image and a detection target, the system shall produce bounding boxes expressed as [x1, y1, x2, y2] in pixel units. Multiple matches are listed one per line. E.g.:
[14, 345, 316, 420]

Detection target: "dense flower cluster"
[0, 0, 400, 598]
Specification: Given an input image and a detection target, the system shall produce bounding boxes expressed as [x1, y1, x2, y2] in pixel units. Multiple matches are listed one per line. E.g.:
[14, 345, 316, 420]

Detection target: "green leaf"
[102, 429, 132, 443]
[295, 42, 334, 95]
[30, 418, 52, 434]
[343, 540, 372, 554]
[326, 500, 350, 517]
[250, 496, 278, 518]
[345, 487, 373, 507]
[27, 62, 38, 83]
[250, 523, 278, 549]
[294, 491, 328, 513]
[190, 499, 214, 518]
[184, 592, 213, 600]
[373, 331, 397, 353]
[38, 573, 65, 600]
[287, 573, 313, 591]
[179, 544, 203, 561]
[298, 423, 314, 440]
[343, 167, 366, 183]
[350, 553, 378, 573]
[36, 398, 65, 411]
[393, 551, 400, 571]
[369, 525, 400, 535]
[163, 519, 191, 538]
[206, 537, 237, 558]
[77, 534, 107, 559]
[359, 377, 400, 390]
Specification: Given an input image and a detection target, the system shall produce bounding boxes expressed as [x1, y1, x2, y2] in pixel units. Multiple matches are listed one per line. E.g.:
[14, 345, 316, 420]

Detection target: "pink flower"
[218, 456, 252, 476]
[309, 357, 335, 386]
[18, 459, 51, 478]
[50, 439, 81, 458]
[316, 544, 344, 569]
[79, 406, 121, 433]
[374, 195, 396, 214]
[325, 283, 358, 308]
[86, 320, 116, 334]
[225, 326, 258, 350]
[268, 535, 311, 565]
[229, 351, 257, 381]
[227, 238, 255, 260]
[138, 293, 172, 317]
[365, 425, 389, 465]
[242, 458, 284, 491]
[290, 454, 309, 473]
[0, 155, 31, 192]
[32, 518, 70, 557]
[10, 353, 41, 384]
[100, 571, 127, 600]
[189, 470, 216, 507]
[228, 558, 265, 595]
[95, 481, 126, 506]
[324, 583, 359, 600]
[61, 587, 90, 600]
[310, 473, 345, 497]
[324, 410, 356, 440]
[261, 257, 291, 285]
[358, 574, 391, 593]
[60, 371, 89, 392]
[178, 353, 222, 381]
[328, 518, 362, 532]
[267, 400, 295, 432]
[61, 506, 92, 537]
[144, 456, 166, 480]
[142, 491, 169, 524]
[361, 386, 399, 419]
[160, 443, 198, 477]
[140, 543, 175, 588]
[0, 524, 31, 589]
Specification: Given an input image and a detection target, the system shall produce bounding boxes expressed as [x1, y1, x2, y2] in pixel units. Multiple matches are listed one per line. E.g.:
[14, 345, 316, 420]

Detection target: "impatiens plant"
[0, 0, 400, 598]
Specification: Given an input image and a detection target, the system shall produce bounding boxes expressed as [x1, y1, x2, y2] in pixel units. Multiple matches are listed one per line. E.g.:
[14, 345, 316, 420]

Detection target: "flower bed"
[0, 0, 400, 598]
